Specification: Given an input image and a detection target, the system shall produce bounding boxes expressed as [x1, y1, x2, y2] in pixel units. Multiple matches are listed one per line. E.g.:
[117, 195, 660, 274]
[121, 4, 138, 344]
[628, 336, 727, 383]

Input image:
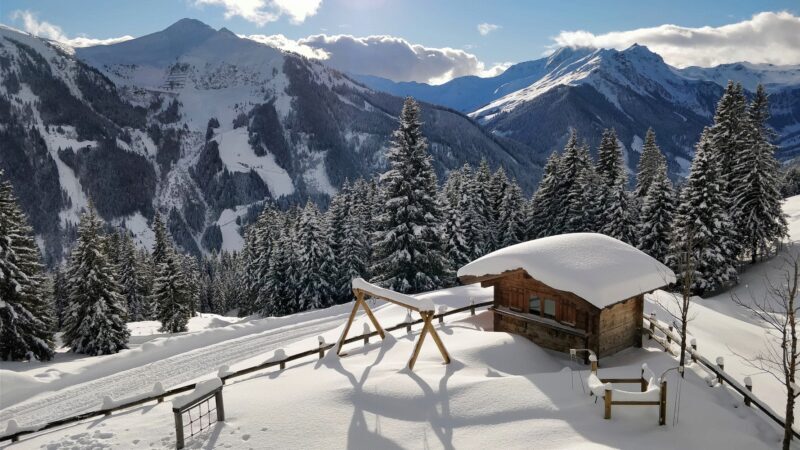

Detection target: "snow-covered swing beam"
[336, 278, 451, 370]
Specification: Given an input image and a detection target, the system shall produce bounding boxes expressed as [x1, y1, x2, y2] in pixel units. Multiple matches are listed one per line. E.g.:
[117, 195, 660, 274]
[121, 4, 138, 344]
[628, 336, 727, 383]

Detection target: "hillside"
[0, 20, 542, 262]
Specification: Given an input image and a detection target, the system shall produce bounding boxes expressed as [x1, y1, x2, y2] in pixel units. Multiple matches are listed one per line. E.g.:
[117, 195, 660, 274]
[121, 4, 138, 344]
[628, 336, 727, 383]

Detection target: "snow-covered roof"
[457, 233, 675, 309]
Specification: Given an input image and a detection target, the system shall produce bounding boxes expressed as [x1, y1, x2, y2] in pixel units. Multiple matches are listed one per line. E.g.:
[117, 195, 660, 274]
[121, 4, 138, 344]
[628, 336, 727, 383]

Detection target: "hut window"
[543, 299, 556, 319]
[528, 295, 540, 314]
[560, 303, 577, 325]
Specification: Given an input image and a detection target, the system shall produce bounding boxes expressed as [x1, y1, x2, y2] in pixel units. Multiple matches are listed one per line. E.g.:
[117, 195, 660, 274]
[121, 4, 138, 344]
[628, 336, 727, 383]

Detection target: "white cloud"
[193, 0, 321, 26]
[287, 34, 509, 84]
[9, 10, 133, 47]
[477, 23, 500, 36]
[244, 33, 328, 59]
[550, 11, 800, 67]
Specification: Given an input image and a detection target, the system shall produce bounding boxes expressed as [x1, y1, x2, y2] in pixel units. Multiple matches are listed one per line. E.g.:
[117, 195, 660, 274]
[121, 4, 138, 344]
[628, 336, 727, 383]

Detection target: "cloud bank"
[550, 11, 800, 67]
[10, 10, 133, 47]
[193, 0, 321, 26]
[250, 33, 510, 84]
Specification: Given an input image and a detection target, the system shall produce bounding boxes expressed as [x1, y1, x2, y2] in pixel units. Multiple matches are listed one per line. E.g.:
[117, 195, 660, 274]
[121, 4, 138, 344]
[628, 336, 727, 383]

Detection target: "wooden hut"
[458, 233, 675, 358]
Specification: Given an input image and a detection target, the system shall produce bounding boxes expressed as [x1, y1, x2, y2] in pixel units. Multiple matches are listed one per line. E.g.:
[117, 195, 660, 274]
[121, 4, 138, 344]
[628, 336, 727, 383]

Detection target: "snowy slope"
[647, 195, 800, 421]
[2, 299, 781, 449]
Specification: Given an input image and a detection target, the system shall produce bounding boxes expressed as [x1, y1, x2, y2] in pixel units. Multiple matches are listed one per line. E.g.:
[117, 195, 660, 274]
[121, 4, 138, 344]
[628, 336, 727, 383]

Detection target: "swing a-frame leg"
[408, 312, 451, 370]
[337, 290, 385, 356]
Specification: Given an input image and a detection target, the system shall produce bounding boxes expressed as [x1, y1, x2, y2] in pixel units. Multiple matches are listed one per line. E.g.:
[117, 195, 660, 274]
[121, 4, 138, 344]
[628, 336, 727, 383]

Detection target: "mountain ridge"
[0, 19, 541, 264]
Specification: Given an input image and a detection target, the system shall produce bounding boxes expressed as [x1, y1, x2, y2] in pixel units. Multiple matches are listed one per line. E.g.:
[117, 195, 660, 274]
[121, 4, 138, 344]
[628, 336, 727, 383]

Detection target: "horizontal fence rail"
[0, 300, 493, 444]
[644, 315, 800, 439]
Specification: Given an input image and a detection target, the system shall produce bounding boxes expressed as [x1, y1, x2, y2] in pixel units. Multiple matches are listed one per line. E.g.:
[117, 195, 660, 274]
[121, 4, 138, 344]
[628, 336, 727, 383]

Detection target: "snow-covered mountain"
[0, 19, 542, 263]
[358, 45, 800, 177]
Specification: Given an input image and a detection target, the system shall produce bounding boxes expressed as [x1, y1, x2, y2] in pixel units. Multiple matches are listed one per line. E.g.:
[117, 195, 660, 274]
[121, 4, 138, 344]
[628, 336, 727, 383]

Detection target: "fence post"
[470, 299, 476, 316]
[744, 377, 752, 407]
[215, 389, 226, 422]
[363, 323, 370, 345]
[648, 312, 656, 339]
[690, 338, 697, 363]
[405, 310, 413, 334]
[438, 305, 446, 324]
[716, 357, 725, 385]
[589, 354, 598, 374]
[604, 387, 612, 419]
[174, 410, 185, 450]
[659, 380, 667, 426]
[640, 367, 647, 392]
[318, 336, 326, 359]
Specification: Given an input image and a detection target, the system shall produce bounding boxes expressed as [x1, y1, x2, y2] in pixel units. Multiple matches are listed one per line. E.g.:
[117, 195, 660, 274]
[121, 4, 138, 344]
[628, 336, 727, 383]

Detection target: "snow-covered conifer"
[371, 97, 449, 293]
[0, 176, 55, 361]
[153, 248, 192, 333]
[498, 180, 526, 247]
[733, 84, 788, 262]
[297, 201, 336, 310]
[63, 207, 129, 355]
[637, 161, 674, 262]
[527, 151, 562, 239]
[151, 212, 169, 267]
[634, 128, 667, 199]
[596, 128, 626, 187]
[117, 232, 149, 321]
[668, 130, 738, 294]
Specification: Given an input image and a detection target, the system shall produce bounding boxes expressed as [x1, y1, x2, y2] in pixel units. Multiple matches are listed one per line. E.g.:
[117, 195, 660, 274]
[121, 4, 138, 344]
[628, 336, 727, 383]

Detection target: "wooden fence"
[0, 300, 493, 444]
[644, 314, 800, 439]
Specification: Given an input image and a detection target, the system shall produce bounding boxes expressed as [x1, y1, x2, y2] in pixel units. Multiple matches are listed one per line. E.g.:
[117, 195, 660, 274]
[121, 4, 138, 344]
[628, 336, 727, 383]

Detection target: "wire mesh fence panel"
[182, 397, 218, 441]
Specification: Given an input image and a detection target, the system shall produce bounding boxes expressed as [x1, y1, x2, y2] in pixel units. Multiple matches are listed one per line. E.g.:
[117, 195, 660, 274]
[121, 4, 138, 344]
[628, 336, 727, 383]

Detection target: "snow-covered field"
[6, 198, 800, 448]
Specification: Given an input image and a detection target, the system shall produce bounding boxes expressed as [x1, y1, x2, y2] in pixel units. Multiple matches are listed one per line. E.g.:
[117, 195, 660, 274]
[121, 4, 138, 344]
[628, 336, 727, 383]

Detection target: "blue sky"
[2, 0, 799, 83]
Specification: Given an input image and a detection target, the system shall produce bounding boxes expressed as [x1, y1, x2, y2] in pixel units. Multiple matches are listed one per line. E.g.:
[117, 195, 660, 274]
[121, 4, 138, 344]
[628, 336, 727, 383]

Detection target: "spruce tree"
[733, 84, 789, 262]
[486, 168, 510, 251]
[63, 207, 129, 355]
[558, 133, 592, 233]
[498, 180, 526, 247]
[151, 212, 169, 267]
[153, 248, 192, 333]
[596, 128, 626, 188]
[118, 232, 149, 321]
[637, 161, 675, 262]
[262, 228, 292, 316]
[601, 183, 638, 245]
[528, 151, 562, 238]
[371, 97, 449, 293]
[668, 130, 738, 294]
[339, 197, 371, 299]
[296, 201, 336, 310]
[707, 81, 748, 261]
[326, 184, 353, 303]
[635, 128, 667, 199]
[0, 176, 55, 361]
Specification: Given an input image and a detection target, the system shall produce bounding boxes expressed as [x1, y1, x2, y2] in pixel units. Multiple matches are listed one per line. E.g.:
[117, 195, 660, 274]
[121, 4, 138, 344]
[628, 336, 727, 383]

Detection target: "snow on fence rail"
[0, 300, 494, 444]
[644, 314, 800, 439]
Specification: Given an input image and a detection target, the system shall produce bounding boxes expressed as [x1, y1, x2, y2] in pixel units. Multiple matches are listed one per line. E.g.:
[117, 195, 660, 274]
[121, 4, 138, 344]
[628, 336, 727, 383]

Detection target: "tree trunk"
[784, 385, 794, 450]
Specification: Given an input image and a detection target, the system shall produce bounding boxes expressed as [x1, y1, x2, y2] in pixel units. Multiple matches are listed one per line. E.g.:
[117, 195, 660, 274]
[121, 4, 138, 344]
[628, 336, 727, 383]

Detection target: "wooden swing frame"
[336, 286, 451, 370]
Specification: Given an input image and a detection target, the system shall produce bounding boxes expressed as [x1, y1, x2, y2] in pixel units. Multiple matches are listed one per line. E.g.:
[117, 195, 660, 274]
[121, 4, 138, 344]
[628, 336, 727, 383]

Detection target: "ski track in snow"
[0, 316, 345, 428]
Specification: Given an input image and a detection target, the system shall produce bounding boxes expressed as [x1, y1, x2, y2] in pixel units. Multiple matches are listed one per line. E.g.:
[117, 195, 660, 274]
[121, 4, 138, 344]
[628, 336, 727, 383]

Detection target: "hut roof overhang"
[457, 233, 676, 309]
